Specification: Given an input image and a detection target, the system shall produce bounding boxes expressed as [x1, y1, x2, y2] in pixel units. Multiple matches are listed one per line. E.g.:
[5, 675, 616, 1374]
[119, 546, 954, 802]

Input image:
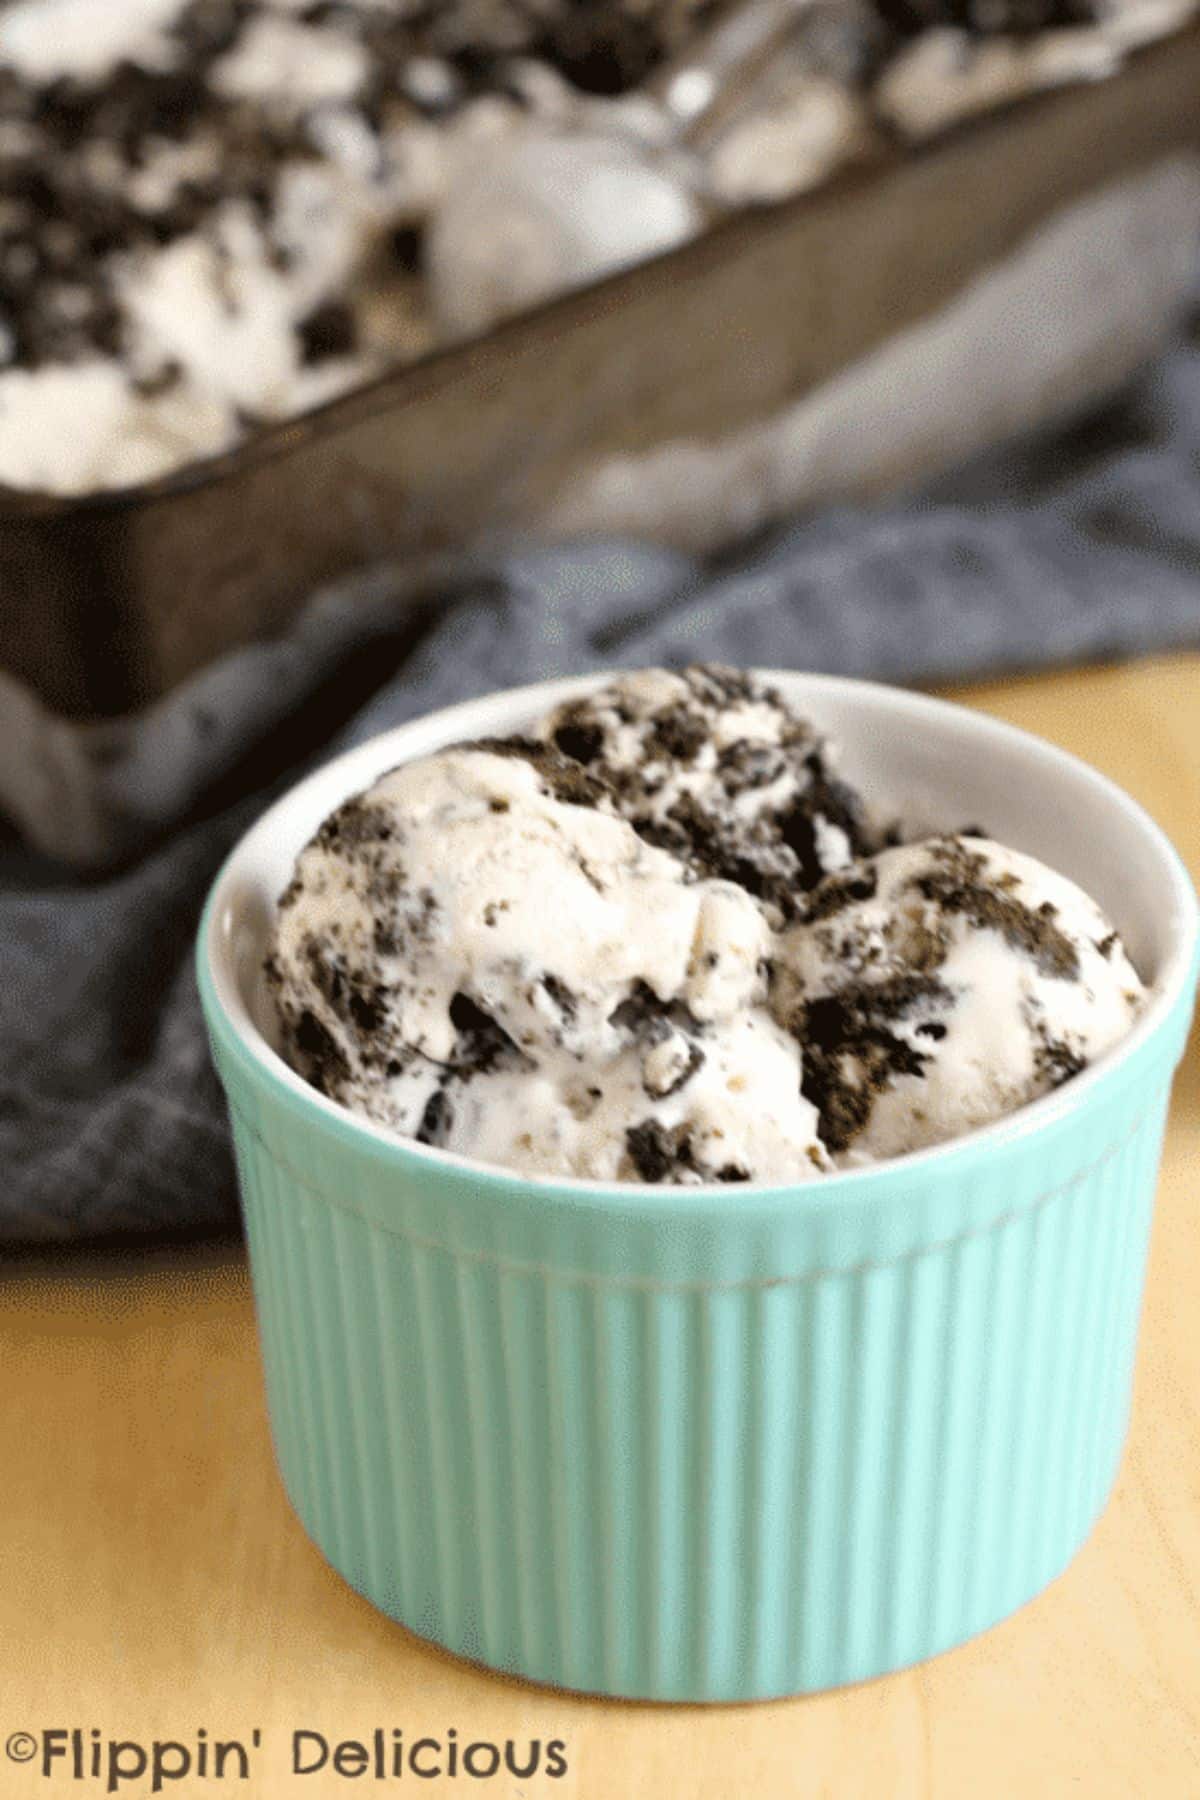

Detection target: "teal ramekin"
[197, 672, 1199, 1701]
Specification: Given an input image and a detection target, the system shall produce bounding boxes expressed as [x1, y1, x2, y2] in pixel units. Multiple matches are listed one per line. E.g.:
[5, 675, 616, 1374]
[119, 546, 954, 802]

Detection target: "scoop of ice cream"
[423, 1006, 829, 1184]
[266, 738, 829, 1184]
[426, 130, 699, 341]
[267, 673, 1148, 1184]
[540, 664, 879, 920]
[773, 834, 1145, 1163]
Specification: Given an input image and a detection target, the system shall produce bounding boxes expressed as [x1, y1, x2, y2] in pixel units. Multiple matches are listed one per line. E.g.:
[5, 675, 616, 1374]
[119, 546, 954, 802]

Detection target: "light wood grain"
[3, 655, 1199, 1800]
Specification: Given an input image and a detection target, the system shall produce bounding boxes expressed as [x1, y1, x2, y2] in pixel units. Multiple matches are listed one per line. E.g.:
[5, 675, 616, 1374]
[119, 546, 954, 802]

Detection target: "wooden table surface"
[3, 655, 1199, 1800]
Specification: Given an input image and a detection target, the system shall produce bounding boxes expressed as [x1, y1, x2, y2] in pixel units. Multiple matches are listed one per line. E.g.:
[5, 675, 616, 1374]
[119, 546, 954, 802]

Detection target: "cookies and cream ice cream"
[266, 734, 831, 1183]
[266, 667, 1146, 1182]
[773, 835, 1145, 1163]
[540, 665, 879, 920]
[2, 0, 1193, 494]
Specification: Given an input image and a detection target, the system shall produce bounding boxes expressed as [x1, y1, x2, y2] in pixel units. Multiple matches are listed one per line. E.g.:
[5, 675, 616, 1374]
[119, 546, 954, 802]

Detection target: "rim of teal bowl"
[197, 670, 1200, 1227]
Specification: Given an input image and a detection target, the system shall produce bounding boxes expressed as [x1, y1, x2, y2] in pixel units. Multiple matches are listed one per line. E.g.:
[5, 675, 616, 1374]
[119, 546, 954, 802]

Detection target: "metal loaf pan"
[3, 19, 1200, 720]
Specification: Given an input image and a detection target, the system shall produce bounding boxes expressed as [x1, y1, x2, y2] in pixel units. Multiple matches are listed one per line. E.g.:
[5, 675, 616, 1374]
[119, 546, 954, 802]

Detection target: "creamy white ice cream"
[4, 0, 1193, 497]
[266, 669, 1146, 1183]
[774, 835, 1145, 1163]
[267, 734, 830, 1184]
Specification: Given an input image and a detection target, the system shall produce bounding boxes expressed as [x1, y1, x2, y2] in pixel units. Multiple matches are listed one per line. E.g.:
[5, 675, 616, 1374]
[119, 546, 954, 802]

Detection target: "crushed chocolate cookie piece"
[685, 664, 760, 707]
[625, 1117, 679, 1181]
[388, 222, 424, 271]
[416, 1086, 455, 1146]
[796, 973, 951, 1152]
[289, 1006, 352, 1097]
[304, 935, 387, 1039]
[716, 739, 788, 791]
[637, 794, 791, 905]
[131, 357, 184, 397]
[645, 704, 709, 764]
[551, 713, 605, 766]
[624, 1116, 749, 1182]
[456, 736, 611, 809]
[1033, 1033, 1087, 1088]
[539, 973, 577, 1020]
[608, 977, 670, 1036]
[914, 838, 1080, 980]
[373, 919, 400, 957]
[297, 298, 358, 363]
[642, 1030, 705, 1098]
[314, 795, 397, 856]
[801, 863, 880, 923]
[448, 991, 522, 1074]
[779, 752, 876, 888]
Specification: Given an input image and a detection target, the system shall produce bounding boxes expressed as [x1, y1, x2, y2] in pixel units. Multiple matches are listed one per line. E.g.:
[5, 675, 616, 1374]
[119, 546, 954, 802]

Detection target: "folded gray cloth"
[3, 321, 1199, 1240]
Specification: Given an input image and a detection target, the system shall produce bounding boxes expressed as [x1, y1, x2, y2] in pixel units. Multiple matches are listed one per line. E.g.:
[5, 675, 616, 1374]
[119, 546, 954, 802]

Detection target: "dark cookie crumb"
[457, 736, 610, 810]
[289, 1006, 352, 1098]
[608, 978, 668, 1036]
[624, 1118, 750, 1183]
[643, 1036, 705, 1099]
[779, 752, 875, 889]
[1033, 1032, 1087, 1088]
[448, 991, 523, 1074]
[645, 704, 709, 763]
[539, 972, 578, 1023]
[373, 919, 400, 957]
[685, 664, 760, 707]
[313, 796, 397, 858]
[625, 1118, 678, 1181]
[915, 839, 1080, 980]
[801, 863, 880, 924]
[551, 715, 605, 765]
[637, 795, 794, 908]
[793, 972, 952, 1153]
[608, 978, 700, 1039]
[297, 299, 358, 364]
[716, 739, 789, 791]
[416, 1087, 454, 1146]
[304, 936, 387, 1039]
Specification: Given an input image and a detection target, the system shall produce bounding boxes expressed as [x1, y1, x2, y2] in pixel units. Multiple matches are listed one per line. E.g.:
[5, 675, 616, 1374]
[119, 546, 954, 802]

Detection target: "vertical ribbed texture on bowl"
[217, 1043, 1177, 1700]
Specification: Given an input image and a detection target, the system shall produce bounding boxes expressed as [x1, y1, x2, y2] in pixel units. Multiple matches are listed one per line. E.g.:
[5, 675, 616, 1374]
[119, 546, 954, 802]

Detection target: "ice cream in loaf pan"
[2, 0, 1193, 494]
[265, 666, 1146, 1183]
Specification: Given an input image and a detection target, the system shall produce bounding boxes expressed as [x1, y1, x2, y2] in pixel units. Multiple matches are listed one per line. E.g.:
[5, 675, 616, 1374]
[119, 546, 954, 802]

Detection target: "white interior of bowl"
[204, 670, 1199, 1187]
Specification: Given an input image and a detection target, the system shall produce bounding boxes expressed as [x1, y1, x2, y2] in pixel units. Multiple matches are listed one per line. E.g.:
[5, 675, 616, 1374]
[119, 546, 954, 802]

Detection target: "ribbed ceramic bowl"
[198, 672, 1198, 1701]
